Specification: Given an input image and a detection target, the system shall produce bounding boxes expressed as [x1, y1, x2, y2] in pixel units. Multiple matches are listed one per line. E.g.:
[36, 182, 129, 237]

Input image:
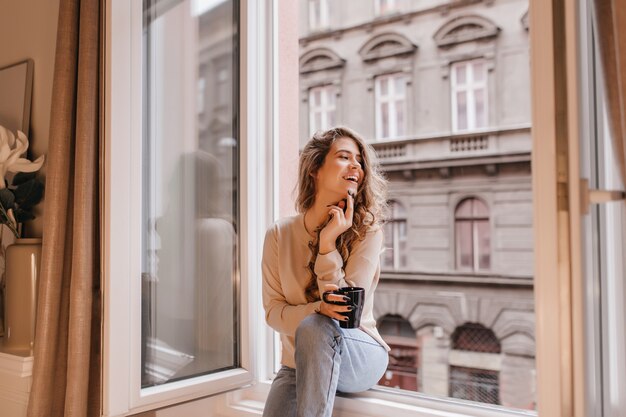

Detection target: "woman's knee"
[295, 314, 340, 348]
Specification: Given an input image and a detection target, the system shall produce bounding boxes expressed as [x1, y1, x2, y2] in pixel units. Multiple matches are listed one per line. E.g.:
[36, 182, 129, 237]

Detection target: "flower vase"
[0, 225, 17, 338]
[3, 238, 42, 355]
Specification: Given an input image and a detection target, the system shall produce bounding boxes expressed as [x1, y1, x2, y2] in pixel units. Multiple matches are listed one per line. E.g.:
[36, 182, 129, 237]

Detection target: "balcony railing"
[450, 135, 489, 152]
[370, 126, 531, 169]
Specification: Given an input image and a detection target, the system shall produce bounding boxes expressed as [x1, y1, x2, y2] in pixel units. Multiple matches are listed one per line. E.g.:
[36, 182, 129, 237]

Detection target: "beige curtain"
[27, 0, 101, 416]
[594, 0, 626, 184]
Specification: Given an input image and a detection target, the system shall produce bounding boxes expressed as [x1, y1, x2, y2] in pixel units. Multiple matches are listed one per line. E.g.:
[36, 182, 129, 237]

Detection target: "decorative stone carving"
[434, 14, 500, 48]
[299, 48, 345, 74]
[359, 32, 417, 62]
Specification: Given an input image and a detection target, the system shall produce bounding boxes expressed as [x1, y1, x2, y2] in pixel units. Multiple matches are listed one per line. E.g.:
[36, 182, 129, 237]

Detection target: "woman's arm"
[262, 226, 322, 337]
[313, 227, 384, 295]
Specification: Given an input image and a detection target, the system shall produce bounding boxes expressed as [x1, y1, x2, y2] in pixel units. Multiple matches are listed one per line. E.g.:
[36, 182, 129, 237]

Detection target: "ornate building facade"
[299, 0, 535, 409]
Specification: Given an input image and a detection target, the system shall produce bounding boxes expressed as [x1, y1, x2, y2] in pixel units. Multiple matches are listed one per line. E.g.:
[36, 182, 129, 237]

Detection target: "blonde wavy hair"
[295, 127, 388, 302]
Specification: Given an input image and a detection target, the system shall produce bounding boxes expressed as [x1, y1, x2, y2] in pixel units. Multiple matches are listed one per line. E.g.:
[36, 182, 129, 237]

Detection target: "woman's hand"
[319, 191, 354, 254]
[318, 284, 353, 322]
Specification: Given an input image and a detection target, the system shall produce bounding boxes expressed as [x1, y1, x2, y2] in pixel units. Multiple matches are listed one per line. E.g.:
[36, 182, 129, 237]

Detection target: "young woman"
[262, 127, 391, 417]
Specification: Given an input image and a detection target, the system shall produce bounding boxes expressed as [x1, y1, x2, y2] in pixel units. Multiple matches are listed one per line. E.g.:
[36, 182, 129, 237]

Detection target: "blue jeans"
[263, 314, 389, 417]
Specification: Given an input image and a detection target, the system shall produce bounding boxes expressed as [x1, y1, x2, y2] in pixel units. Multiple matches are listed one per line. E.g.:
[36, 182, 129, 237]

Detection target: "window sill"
[220, 380, 538, 417]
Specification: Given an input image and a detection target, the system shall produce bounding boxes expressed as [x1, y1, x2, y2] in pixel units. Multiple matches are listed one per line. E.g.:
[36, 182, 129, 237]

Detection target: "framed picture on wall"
[0, 59, 34, 137]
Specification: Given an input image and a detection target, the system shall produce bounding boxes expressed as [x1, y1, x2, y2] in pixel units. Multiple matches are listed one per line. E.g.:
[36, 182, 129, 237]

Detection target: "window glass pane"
[456, 91, 467, 131]
[378, 0, 395, 15]
[328, 110, 336, 127]
[312, 88, 321, 106]
[379, 77, 389, 96]
[381, 102, 389, 138]
[472, 61, 485, 82]
[398, 221, 407, 239]
[450, 366, 499, 405]
[472, 198, 489, 217]
[456, 199, 472, 217]
[475, 88, 486, 128]
[456, 221, 473, 268]
[310, 0, 321, 29]
[378, 315, 418, 390]
[477, 220, 491, 270]
[455, 64, 466, 85]
[394, 76, 406, 95]
[452, 323, 501, 353]
[396, 99, 405, 136]
[315, 112, 323, 132]
[141, 0, 239, 388]
[328, 88, 336, 105]
[383, 223, 394, 268]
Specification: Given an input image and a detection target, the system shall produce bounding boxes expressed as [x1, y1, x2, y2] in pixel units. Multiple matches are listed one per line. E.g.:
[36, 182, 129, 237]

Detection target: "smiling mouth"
[343, 176, 359, 183]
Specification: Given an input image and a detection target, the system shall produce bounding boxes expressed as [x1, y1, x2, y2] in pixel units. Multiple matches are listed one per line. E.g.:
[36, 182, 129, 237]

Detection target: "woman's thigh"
[337, 329, 389, 393]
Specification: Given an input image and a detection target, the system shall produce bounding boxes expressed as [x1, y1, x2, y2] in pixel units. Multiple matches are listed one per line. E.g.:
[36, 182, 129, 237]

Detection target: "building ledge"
[380, 271, 533, 287]
[368, 125, 532, 171]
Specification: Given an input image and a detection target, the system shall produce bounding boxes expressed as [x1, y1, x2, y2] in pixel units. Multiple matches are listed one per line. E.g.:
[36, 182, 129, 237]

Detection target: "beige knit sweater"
[262, 213, 390, 369]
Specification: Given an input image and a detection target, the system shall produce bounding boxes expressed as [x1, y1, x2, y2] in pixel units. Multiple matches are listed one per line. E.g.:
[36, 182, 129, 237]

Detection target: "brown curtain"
[594, 0, 626, 184]
[27, 0, 101, 416]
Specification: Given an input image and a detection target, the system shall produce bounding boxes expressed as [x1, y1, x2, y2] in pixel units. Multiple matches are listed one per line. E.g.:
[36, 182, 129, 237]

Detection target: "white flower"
[0, 125, 45, 189]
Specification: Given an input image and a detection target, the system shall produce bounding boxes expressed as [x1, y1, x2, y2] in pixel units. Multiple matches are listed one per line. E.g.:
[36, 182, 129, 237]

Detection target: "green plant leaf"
[12, 172, 37, 187]
[0, 188, 15, 211]
[0, 202, 19, 238]
[14, 179, 44, 210]
[14, 208, 35, 223]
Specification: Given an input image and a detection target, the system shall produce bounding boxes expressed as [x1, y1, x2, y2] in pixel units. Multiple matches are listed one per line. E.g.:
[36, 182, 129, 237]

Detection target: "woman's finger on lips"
[345, 192, 354, 220]
[328, 208, 343, 219]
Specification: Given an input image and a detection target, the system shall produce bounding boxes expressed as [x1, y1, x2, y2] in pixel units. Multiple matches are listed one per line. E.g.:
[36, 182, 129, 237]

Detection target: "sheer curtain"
[27, 0, 102, 415]
[593, 0, 626, 184]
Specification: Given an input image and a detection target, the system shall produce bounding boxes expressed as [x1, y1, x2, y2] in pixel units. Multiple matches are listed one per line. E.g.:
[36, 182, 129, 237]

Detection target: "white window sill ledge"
[217, 380, 538, 417]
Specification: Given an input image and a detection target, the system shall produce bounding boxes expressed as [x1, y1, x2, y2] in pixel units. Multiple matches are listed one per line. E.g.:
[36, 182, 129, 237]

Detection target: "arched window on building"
[449, 323, 501, 404]
[382, 200, 407, 270]
[377, 314, 418, 391]
[433, 15, 499, 133]
[455, 197, 490, 271]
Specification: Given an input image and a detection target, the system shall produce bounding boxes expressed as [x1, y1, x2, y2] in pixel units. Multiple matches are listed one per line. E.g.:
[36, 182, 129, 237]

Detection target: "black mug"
[322, 287, 365, 329]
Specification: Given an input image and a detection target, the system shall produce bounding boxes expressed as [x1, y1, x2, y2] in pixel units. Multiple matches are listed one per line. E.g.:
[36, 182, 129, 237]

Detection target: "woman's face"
[315, 137, 364, 199]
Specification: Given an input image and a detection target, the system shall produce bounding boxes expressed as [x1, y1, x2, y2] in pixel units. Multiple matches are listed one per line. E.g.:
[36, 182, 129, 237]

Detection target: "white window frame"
[103, 0, 274, 414]
[375, 73, 408, 140]
[309, 84, 337, 134]
[256, 0, 584, 415]
[451, 59, 488, 132]
[308, 0, 329, 31]
[101, 0, 587, 415]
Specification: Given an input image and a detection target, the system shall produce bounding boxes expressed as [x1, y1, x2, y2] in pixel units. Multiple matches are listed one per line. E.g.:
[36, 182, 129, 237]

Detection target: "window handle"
[581, 178, 626, 214]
